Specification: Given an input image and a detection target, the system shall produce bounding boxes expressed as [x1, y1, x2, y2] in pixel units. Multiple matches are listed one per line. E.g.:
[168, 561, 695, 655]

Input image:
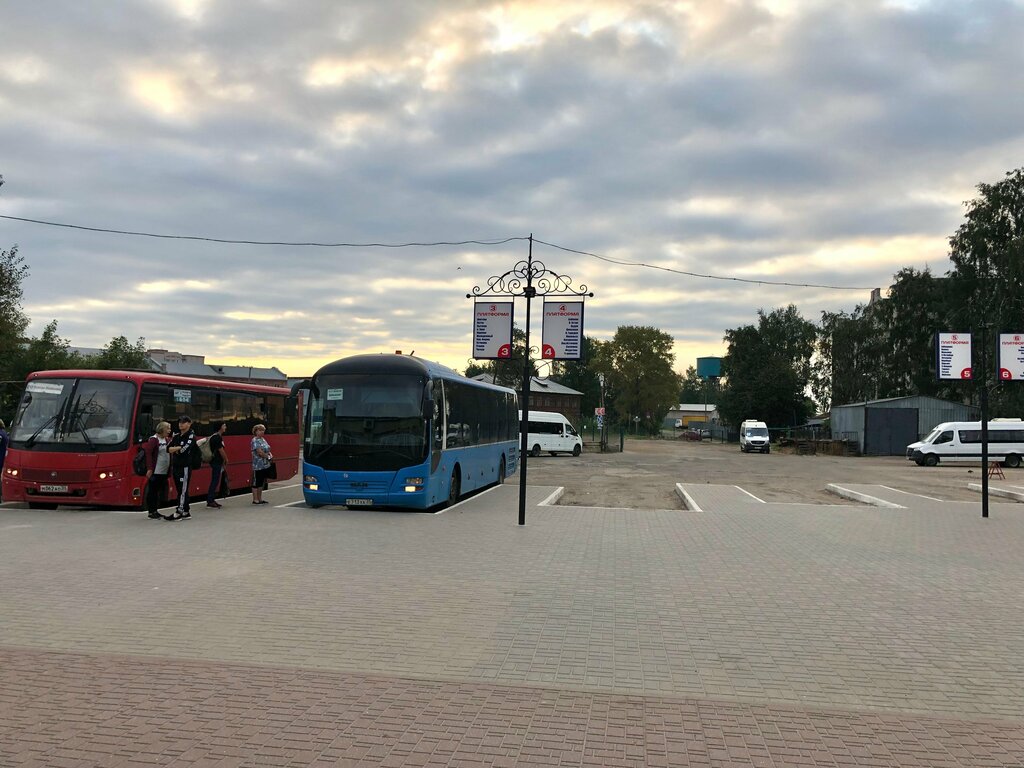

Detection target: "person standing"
[206, 422, 228, 508]
[166, 415, 197, 520]
[143, 422, 172, 519]
[0, 419, 9, 504]
[250, 423, 273, 505]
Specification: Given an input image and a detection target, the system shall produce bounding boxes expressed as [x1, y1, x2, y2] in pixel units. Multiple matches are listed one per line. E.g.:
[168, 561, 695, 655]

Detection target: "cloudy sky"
[2, 0, 1023, 377]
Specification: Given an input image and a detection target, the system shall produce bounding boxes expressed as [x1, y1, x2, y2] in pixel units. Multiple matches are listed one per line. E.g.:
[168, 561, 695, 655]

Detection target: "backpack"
[197, 436, 213, 463]
[132, 447, 148, 476]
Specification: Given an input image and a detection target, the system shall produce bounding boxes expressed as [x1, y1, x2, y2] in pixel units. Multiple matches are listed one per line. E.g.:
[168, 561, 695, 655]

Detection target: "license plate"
[345, 498, 373, 506]
[39, 484, 69, 494]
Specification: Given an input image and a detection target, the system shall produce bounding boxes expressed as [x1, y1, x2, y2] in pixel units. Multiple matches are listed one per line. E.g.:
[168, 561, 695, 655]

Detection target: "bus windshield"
[745, 427, 768, 437]
[306, 374, 428, 471]
[11, 378, 136, 450]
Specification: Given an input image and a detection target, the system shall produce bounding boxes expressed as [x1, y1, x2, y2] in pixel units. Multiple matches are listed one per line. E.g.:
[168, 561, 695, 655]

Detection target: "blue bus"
[300, 354, 519, 509]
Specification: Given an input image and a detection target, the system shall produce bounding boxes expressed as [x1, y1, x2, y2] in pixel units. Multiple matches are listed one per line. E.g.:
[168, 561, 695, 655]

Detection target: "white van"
[519, 410, 583, 457]
[906, 419, 1024, 467]
[739, 420, 770, 453]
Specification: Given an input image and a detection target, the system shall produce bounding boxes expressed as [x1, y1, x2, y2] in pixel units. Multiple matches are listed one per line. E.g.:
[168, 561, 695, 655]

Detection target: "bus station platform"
[2, 480, 1023, 766]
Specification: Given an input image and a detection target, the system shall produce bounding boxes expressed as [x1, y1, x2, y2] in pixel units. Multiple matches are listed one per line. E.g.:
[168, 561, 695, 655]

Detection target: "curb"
[967, 483, 1024, 502]
[674, 483, 703, 512]
[825, 484, 905, 509]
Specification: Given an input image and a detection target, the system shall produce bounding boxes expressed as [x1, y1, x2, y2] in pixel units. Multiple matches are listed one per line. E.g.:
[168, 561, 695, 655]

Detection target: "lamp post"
[468, 234, 592, 525]
[597, 372, 606, 452]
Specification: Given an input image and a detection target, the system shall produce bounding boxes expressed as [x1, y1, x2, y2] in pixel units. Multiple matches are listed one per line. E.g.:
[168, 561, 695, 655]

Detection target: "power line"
[1, 211, 872, 290]
[533, 237, 873, 291]
[0, 214, 527, 249]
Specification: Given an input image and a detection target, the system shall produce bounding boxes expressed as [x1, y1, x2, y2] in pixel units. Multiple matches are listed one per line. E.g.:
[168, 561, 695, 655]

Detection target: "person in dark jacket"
[166, 415, 197, 520]
[205, 422, 228, 508]
[143, 421, 172, 519]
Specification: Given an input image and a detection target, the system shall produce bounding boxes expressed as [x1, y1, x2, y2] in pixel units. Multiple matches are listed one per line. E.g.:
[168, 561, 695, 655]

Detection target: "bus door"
[430, 379, 444, 474]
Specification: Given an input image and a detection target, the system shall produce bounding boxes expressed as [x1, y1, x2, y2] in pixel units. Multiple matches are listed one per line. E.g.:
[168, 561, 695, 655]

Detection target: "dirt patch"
[520, 437, 1017, 509]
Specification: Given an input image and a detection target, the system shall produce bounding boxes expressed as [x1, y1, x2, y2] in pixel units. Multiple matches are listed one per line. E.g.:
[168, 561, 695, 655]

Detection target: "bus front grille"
[21, 469, 92, 483]
[330, 479, 390, 495]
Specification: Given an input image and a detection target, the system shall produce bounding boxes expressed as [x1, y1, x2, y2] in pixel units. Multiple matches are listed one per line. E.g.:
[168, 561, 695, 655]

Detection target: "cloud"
[2, 0, 1023, 376]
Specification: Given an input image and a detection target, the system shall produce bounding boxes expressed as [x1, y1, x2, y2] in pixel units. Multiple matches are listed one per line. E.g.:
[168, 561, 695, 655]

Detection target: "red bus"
[1, 369, 299, 509]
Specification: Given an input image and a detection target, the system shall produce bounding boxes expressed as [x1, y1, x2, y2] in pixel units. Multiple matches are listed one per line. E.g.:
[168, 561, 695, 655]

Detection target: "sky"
[2, 0, 1024, 378]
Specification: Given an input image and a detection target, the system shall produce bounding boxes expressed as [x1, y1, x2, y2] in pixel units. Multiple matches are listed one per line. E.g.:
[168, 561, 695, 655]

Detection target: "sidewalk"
[2, 483, 1023, 765]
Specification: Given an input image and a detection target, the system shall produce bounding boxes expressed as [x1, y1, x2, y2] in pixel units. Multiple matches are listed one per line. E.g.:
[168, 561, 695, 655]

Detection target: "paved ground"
[533, 437, 1022, 508]
[2, 451, 1024, 766]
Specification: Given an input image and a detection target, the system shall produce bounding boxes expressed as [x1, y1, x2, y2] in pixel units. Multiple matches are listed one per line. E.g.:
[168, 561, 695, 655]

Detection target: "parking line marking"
[734, 485, 766, 503]
[878, 485, 945, 503]
[432, 483, 509, 514]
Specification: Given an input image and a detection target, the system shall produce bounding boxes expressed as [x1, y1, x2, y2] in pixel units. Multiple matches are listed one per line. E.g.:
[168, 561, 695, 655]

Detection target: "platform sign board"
[541, 301, 584, 360]
[936, 332, 973, 380]
[998, 333, 1024, 380]
[472, 302, 514, 359]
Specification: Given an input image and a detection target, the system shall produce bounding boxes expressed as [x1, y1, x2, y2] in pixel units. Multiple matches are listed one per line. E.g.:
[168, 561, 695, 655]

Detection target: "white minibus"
[519, 410, 583, 457]
[739, 420, 770, 453]
[906, 419, 1024, 467]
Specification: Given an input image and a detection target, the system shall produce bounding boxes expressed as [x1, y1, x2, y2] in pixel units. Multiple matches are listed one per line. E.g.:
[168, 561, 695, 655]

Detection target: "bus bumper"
[3, 475, 143, 508]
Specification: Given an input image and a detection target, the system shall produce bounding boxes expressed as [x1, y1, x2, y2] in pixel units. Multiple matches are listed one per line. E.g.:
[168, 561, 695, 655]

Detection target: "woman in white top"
[144, 421, 172, 519]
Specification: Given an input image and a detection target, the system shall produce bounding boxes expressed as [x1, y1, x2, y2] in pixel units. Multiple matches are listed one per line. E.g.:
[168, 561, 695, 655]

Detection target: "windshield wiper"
[24, 412, 63, 448]
[65, 406, 97, 450]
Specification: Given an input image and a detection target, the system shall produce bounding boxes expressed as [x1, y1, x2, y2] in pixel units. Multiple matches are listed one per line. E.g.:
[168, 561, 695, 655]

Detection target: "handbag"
[265, 460, 278, 480]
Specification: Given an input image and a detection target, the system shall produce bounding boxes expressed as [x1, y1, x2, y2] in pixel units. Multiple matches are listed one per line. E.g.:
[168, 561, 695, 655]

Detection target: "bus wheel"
[924, 455, 939, 467]
[29, 502, 58, 510]
[531, 444, 541, 458]
[1005, 454, 1021, 469]
[447, 469, 461, 507]
[572, 445, 581, 457]
[498, 457, 506, 484]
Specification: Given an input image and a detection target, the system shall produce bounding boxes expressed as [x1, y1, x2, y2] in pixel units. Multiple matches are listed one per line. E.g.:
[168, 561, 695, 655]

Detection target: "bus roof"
[313, 354, 516, 395]
[26, 369, 290, 395]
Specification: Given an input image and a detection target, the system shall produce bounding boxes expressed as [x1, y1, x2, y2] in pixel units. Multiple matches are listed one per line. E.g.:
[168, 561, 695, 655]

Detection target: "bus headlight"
[303, 475, 319, 491]
[98, 470, 119, 480]
[404, 477, 424, 493]
[5, 468, 17, 477]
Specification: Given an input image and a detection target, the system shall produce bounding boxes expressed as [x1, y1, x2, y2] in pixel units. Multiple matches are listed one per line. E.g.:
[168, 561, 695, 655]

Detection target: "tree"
[948, 167, 1024, 416]
[91, 335, 150, 370]
[718, 305, 817, 428]
[547, 336, 606, 418]
[604, 326, 680, 434]
[464, 324, 537, 387]
[678, 366, 704, 403]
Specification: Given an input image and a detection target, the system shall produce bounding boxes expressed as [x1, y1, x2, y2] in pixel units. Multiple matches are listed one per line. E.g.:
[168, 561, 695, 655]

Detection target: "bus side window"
[935, 430, 954, 445]
[136, 384, 174, 443]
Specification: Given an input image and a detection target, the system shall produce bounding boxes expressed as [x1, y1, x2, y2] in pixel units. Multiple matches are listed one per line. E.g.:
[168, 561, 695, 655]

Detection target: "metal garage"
[830, 395, 980, 456]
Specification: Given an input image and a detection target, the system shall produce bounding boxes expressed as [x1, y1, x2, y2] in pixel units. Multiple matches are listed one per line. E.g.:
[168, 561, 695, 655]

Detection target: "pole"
[466, 233, 591, 525]
[703, 377, 708, 441]
[518, 235, 534, 526]
[980, 323, 989, 519]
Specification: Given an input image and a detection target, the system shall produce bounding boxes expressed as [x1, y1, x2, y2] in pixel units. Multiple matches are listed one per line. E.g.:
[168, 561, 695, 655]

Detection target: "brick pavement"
[2, 482, 1024, 765]
[2, 648, 1023, 767]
